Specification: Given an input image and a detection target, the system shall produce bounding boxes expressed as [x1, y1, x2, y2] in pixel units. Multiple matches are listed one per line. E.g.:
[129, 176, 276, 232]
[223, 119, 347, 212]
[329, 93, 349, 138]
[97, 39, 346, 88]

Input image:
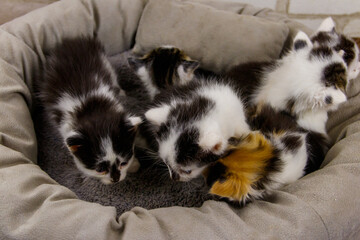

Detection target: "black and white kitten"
[205, 105, 327, 204]
[311, 17, 360, 81]
[144, 78, 251, 181]
[109, 46, 199, 102]
[38, 37, 142, 184]
[227, 30, 349, 135]
[126, 46, 200, 100]
[109, 46, 200, 153]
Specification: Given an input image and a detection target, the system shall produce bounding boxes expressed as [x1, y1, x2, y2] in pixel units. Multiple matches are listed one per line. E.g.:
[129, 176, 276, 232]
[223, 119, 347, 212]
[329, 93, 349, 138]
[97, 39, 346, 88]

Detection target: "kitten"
[227, 30, 348, 134]
[38, 37, 142, 184]
[126, 46, 200, 100]
[144, 78, 251, 182]
[205, 105, 327, 204]
[311, 17, 360, 81]
[108, 46, 200, 154]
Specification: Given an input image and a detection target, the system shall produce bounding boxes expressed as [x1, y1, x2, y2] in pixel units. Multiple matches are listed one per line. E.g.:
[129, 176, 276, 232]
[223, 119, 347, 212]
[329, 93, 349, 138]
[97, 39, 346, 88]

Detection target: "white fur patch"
[158, 129, 179, 170]
[197, 83, 250, 139]
[177, 65, 193, 84]
[101, 137, 117, 164]
[317, 17, 335, 32]
[145, 105, 171, 126]
[128, 116, 142, 126]
[137, 66, 159, 99]
[273, 134, 308, 184]
[161, 45, 176, 49]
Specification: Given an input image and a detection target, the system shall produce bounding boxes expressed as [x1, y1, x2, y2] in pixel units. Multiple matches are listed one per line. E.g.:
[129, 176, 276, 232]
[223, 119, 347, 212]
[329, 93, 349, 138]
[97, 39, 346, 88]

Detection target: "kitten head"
[128, 46, 199, 88]
[66, 109, 142, 184]
[145, 104, 221, 182]
[282, 30, 348, 114]
[311, 17, 360, 81]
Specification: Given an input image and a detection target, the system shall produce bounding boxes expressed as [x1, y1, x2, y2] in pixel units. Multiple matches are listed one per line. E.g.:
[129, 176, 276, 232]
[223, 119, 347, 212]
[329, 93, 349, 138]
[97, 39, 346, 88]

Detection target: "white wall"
[230, 0, 360, 38]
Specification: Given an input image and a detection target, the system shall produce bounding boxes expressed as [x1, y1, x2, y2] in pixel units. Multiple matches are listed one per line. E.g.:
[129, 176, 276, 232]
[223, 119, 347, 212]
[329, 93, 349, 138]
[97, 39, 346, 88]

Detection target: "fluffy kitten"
[144, 78, 251, 181]
[108, 46, 200, 152]
[205, 105, 327, 204]
[227, 30, 348, 134]
[127, 46, 200, 100]
[38, 37, 142, 184]
[311, 17, 360, 81]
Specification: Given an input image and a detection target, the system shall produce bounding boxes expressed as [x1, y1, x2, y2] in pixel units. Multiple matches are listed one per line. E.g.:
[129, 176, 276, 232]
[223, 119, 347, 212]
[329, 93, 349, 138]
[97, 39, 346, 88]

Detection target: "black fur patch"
[322, 62, 347, 90]
[175, 127, 219, 166]
[250, 105, 300, 133]
[310, 47, 333, 59]
[226, 61, 277, 105]
[96, 161, 110, 173]
[304, 132, 328, 174]
[66, 134, 98, 169]
[294, 40, 308, 50]
[52, 109, 63, 124]
[110, 164, 120, 183]
[311, 32, 332, 44]
[142, 47, 196, 89]
[281, 135, 302, 152]
[335, 35, 356, 65]
[176, 127, 200, 165]
[169, 96, 215, 126]
[205, 162, 227, 187]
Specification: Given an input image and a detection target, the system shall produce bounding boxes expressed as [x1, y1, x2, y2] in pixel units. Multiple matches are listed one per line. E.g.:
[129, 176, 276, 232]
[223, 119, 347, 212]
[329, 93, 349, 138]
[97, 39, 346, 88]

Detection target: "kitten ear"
[316, 17, 336, 33]
[145, 105, 171, 126]
[66, 135, 84, 153]
[199, 132, 226, 155]
[293, 31, 313, 51]
[182, 60, 200, 72]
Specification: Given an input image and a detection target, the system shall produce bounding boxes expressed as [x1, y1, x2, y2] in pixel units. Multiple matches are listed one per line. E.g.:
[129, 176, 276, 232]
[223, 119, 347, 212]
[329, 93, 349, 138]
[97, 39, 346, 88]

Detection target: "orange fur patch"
[209, 132, 275, 202]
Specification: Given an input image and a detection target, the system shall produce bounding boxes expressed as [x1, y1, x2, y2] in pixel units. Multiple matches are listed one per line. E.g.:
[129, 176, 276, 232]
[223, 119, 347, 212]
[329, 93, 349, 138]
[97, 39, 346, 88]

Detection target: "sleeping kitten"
[127, 46, 200, 100]
[227, 30, 348, 134]
[38, 37, 142, 184]
[108, 46, 200, 153]
[311, 17, 360, 81]
[205, 105, 327, 204]
[144, 78, 251, 182]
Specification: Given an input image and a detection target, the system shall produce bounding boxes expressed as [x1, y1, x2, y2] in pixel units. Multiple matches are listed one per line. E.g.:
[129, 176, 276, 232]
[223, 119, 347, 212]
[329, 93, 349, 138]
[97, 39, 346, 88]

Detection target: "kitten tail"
[205, 132, 276, 203]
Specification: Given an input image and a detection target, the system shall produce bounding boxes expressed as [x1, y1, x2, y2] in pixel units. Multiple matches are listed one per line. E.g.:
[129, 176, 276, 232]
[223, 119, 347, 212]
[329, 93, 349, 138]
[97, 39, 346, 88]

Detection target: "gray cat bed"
[1, 0, 360, 239]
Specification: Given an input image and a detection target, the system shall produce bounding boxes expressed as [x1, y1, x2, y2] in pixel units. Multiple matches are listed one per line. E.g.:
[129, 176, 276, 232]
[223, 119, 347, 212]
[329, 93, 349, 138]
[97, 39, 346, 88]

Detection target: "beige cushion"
[133, 0, 289, 73]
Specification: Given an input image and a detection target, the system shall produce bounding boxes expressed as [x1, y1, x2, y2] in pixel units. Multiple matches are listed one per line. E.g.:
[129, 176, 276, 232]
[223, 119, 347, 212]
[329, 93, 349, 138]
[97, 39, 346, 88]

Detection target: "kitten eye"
[96, 161, 109, 174]
[96, 170, 108, 175]
[180, 169, 192, 174]
[120, 162, 128, 167]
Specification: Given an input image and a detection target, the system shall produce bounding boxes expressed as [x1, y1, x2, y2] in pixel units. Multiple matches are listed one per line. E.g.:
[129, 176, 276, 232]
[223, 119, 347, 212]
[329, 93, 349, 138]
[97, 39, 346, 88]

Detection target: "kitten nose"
[110, 165, 120, 183]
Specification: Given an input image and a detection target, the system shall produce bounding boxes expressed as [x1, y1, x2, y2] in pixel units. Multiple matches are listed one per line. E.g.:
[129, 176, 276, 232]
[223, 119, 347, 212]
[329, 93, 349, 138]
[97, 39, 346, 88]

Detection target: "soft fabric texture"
[133, 0, 289, 73]
[0, 0, 359, 239]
